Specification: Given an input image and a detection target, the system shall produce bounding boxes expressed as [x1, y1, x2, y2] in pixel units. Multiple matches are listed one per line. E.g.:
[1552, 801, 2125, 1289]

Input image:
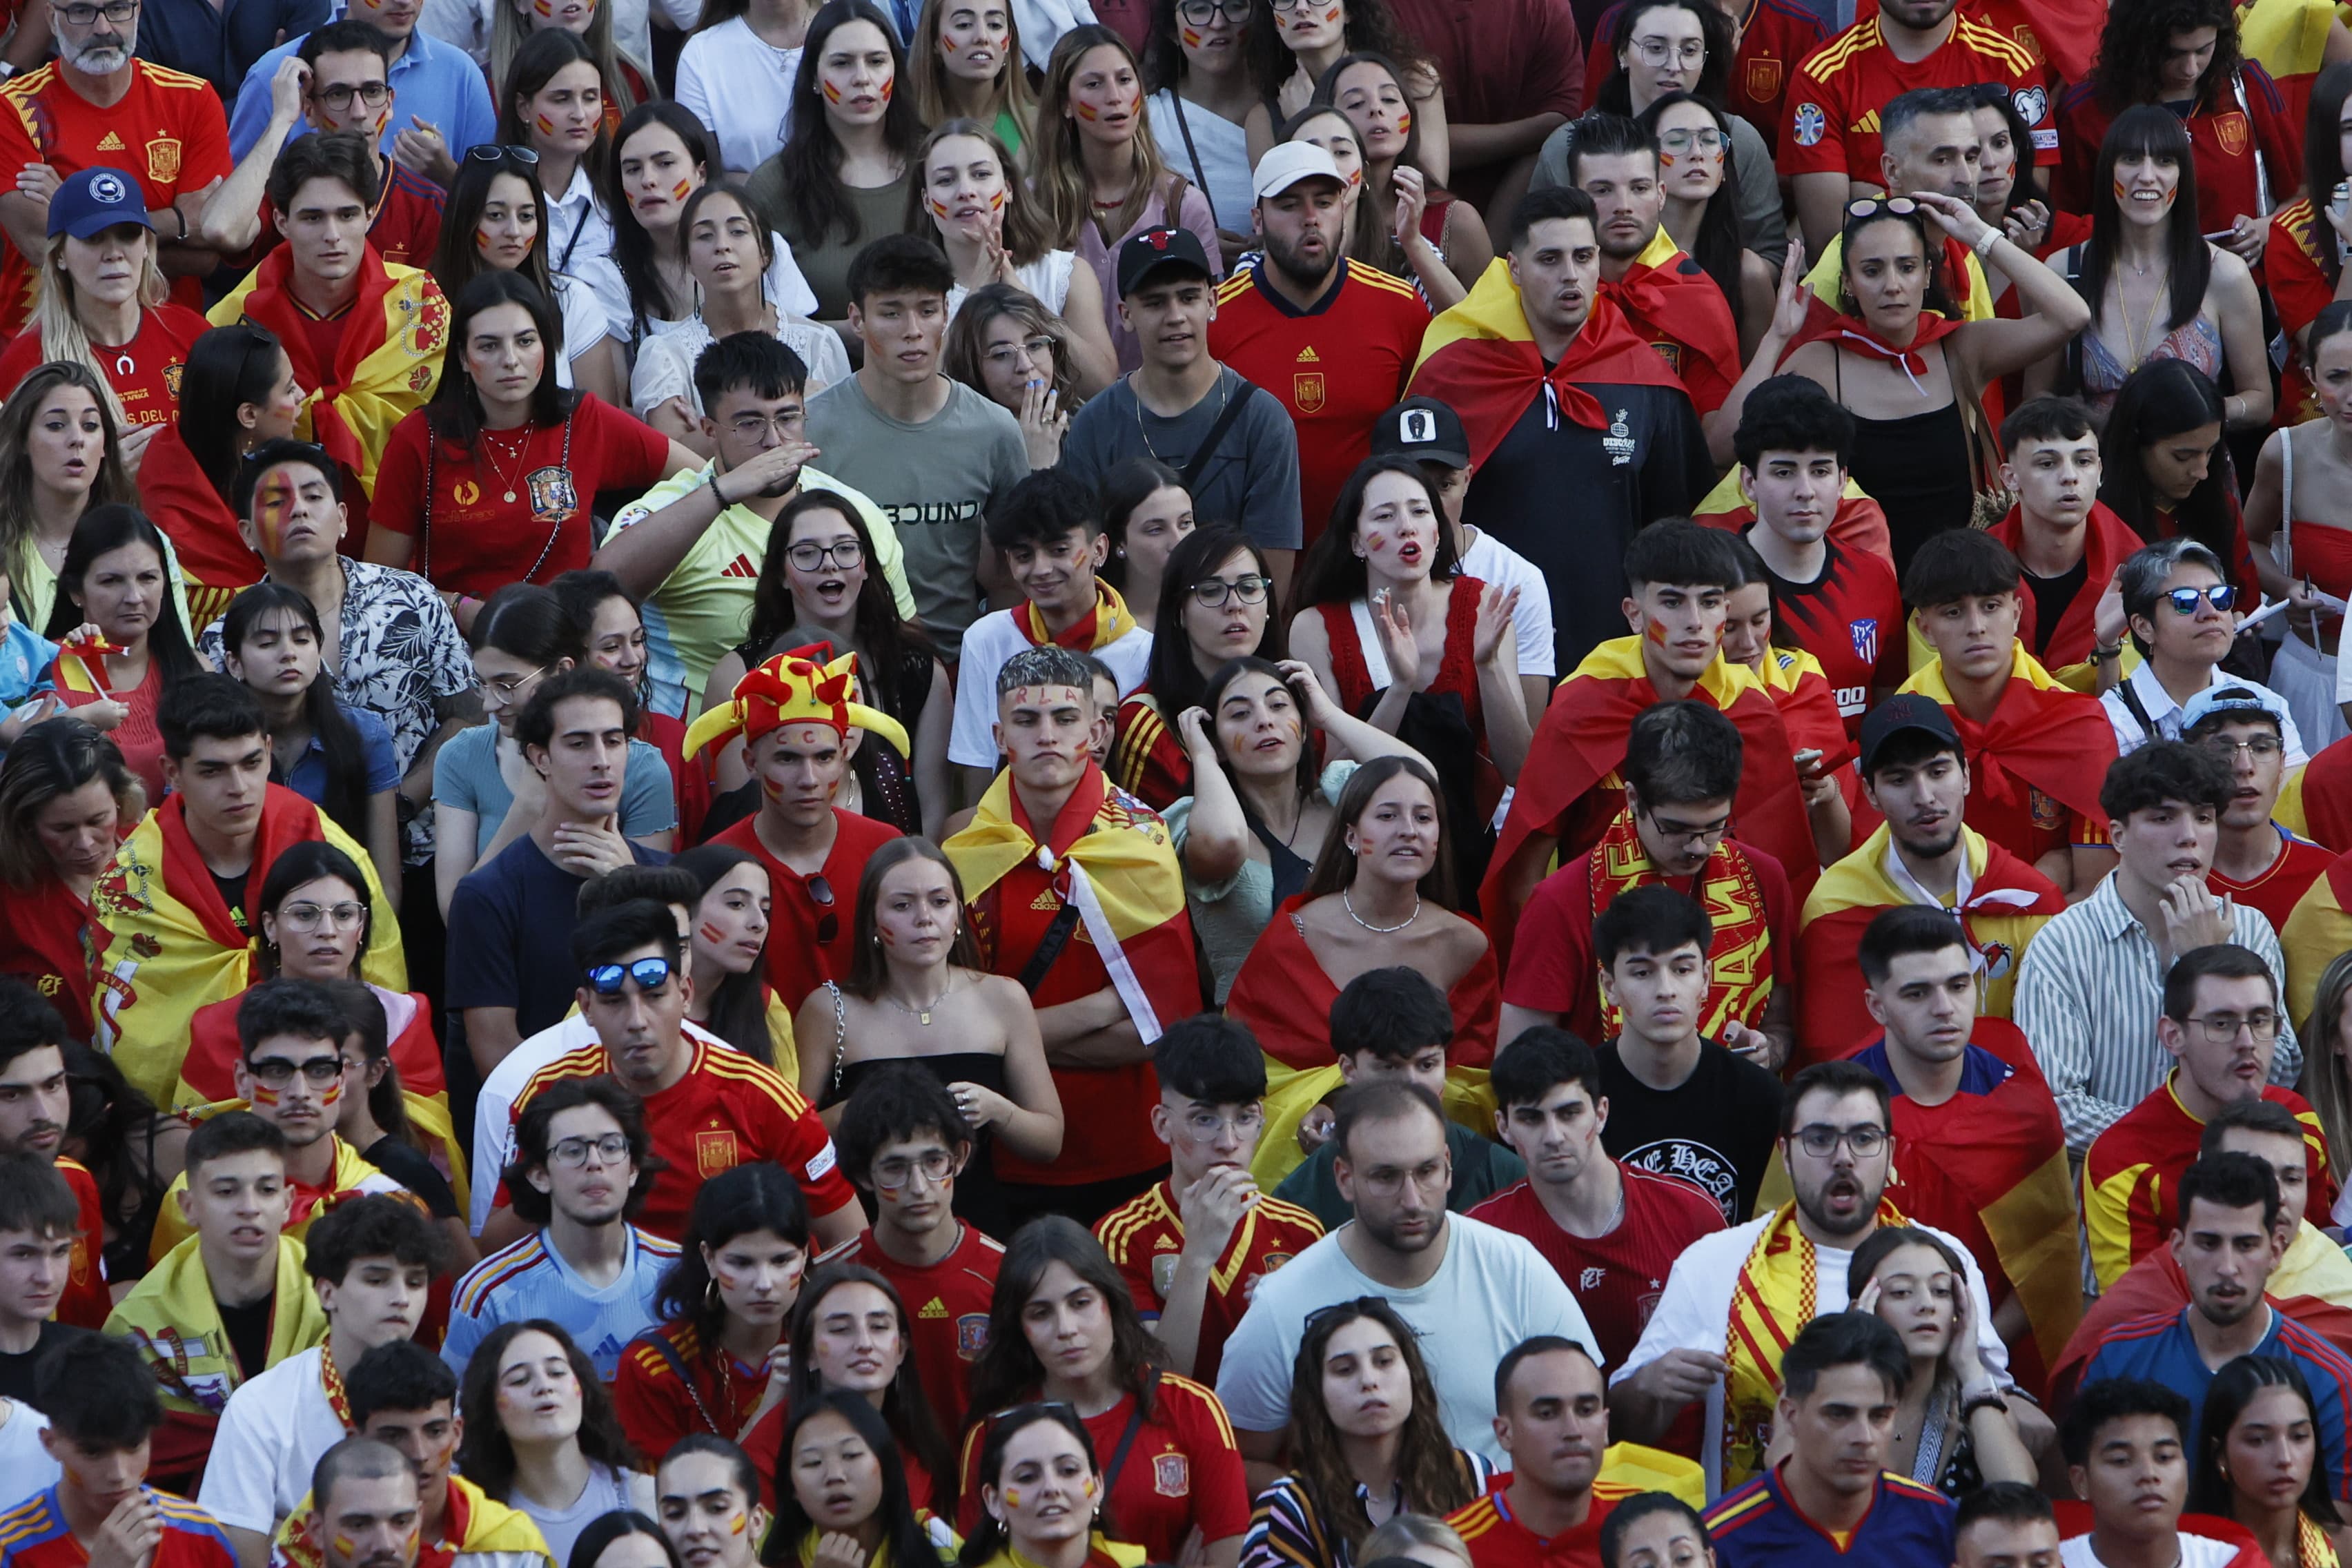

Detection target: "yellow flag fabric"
[1251, 1062, 1497, 1191]
[106, 1233, 327, 1417]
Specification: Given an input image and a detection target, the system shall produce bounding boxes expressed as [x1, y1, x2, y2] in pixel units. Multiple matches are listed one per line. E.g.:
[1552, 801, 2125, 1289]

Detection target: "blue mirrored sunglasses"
[585, 957, 674, 996]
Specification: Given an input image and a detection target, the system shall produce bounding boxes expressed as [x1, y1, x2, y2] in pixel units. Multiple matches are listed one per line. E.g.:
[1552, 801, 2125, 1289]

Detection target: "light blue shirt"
[442, 1226, 679, 1382]
[228, 26, 494, 164]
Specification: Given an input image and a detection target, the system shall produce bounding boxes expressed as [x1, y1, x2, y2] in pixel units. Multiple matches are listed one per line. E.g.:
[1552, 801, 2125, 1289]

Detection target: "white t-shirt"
[510, 1464, 650, 1568]
[1459, 527, 1556, 679]
[1611, 1213, 2012, 1493]
[2101, 660, 2311, 765]
[585, 238, 823, 351]
[199, 1346, 351, 1535]
[629, 314, 854, 419]
[947, 607, 1154, 767]
[947, 251, 1078, 321]
[546, 164, 615, 284]
[676, 17, 801, 176]
[1213, 1214, 1599, 1467]
[0, 1398, 59, 1515]
[1145, 90, 1253, 238]
[415, 0, 692, 77]
[2059, 1532, 2243, 1568]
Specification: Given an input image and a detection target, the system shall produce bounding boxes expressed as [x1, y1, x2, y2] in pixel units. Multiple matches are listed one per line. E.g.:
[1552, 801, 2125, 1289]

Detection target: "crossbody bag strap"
[1099, 1369, 1160, 1496]
[2116, 674, 2160, 741]
[1180, 374, 1257, 490]
[1166, 94, 1217, 231]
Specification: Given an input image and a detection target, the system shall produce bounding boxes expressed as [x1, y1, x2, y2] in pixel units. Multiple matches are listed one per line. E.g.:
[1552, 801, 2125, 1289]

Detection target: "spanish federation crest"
[1851, 617, 1880, 665]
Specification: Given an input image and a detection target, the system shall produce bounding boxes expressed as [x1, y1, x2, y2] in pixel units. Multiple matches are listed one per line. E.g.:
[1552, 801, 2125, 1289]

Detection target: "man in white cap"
[2182, 683, 2332, 939]
[1208, 141, 1433, 552]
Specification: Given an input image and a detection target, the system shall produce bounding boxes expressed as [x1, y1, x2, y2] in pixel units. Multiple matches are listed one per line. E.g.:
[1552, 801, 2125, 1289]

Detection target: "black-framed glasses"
[2162, 584, 2237, 616]
[469, 144, 541, 164]
[1846, 195, 1919, 220]
[786, 540, 864, 572]
[549, 1133, 632, 1168]
[1191, 574, 1271, 608]
[1792, 1122, 1889, 1158]
[1640, 803, 1731, 847]
[2180, 1010, 2282, 1042]
[1175, 0, 1246, 21]
[51, 1, 134, 24]
[248, 1052, 347, 1087]
[808, 874, 839, 944]
[585, 956, 676, 996]
[312, 81, 391, 110]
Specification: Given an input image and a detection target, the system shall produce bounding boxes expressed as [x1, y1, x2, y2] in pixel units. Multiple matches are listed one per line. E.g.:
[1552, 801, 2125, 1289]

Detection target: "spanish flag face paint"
[1395, 108, 1409, 137]
[1180, 23, 1201, 43]
[822, 78, 843, 104]
[928, 193, 952, 218]
[536, 111, 558, 135]
[672, 176, 694, 202]
[253, 470, 296, 553]
[1074, 97, 1099, 120]
[878, 76, 893, 104]
[990, 188, 1006, 211]
[248, 1079, 284, 1108]
[332, 1537, 357, 1560]
[729, 1514, 748, 1537]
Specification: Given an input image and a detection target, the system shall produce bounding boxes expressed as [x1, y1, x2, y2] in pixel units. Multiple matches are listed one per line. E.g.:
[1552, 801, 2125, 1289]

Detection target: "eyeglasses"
[728, 410, 805, 442]
[1265, 0, 1316, 12]
[1792, 1123, 1889, 1158]
[982, 335, 1058, 371]
[1629, 35, 1705, 65]
[1180, 1105, 1265, 1141]
[1641, 804, 1731, 847]
[1657, 128, 1725, 154]
[1191, 574, 1271, 608]
[1176, 0, 1246, 21]
[2162, 584, 2237, 616]
[1359, 1157, 1449, 1197]
[549, 1133, 632, 1168]
[585, 956, 676, 996]
[278, 900, 367, 933]
[873, 1149, 958, 1190]
[1847, 195, 1921, 220]
[477, 665, 547, 704]
[248, 1052, 346, 1087]
[2198, 733, 2285, 762]
[51, 1, 135, 24]
[312, 81, 391, 110]
[469, 144, 540, 164]
[807, 873, 839, 944]
[2179, 1010, 2282, 1042]
[787, 540, 865, 572]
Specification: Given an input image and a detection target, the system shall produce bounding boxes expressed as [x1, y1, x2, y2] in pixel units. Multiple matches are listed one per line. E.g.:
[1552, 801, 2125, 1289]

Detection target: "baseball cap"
[1253, 141, 1345, 201]
[1857, 693, 1961, 777]
[48, 167, 153, 240]
[1116, 227, 1212, 297]
[1371, 398, 1470, 469]
[2179, 683, 2291, 738]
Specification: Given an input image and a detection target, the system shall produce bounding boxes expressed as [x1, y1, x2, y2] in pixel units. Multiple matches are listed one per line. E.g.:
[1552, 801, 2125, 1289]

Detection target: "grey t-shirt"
[803, 374, 1028, 660]
[1061, 366, 1303, 553]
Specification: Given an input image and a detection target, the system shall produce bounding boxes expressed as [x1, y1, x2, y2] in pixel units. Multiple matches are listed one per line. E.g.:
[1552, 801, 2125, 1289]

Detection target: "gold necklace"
[881, 972, 959, 1026]
[2121, 263, 2173, 371]
[481, 424, 533, 504]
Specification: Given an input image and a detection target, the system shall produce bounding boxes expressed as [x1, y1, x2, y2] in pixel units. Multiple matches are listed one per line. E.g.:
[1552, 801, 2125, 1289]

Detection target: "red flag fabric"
[1986, 500, 2146, 671]
[1226, 894, 1502, 1069]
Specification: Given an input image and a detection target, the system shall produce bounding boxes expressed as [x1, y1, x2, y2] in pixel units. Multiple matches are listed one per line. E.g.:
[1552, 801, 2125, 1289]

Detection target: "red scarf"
[1790, 307, 1966, 393]
[1411, 288, 1694, 467]
[233, 246, 404, 480]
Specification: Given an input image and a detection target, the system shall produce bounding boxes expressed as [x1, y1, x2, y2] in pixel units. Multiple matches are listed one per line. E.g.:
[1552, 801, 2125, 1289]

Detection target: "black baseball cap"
[1370, 397, 1470, 469]
[1117, 227, 1212, 297]
[1858, 694, 1962, 777]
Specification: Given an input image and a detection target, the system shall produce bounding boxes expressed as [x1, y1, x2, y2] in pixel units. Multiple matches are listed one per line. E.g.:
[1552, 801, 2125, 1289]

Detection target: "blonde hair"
[2302, 950, 2352, 1171]
[489, 0, 647, 123]
[906, 0, 1036, 144]
[32, 232, 165, 429]
[1028, 24, 1170, 248]
[1360, 1515, 1472, 1568]
[908, 119, 1053, 266]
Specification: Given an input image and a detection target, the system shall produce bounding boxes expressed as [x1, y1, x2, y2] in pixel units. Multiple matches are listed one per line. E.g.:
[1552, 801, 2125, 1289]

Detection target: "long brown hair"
[909, 119, 1055, 266]
[906, 0, 1037, 137]
[965, 1215, 1167, 1429]
[1028, 25, 1170, 248]
[0, 362, 135, 594]
[1284, 1298, 1477, 1554]
[846, 836, 981, 998]
[1302, 754, 1456, 908]
[2300, 950, 2352, 1173]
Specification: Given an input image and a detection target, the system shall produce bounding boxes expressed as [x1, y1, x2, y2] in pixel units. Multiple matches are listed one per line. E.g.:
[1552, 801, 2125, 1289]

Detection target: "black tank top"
[1834, 345, 1977, 576]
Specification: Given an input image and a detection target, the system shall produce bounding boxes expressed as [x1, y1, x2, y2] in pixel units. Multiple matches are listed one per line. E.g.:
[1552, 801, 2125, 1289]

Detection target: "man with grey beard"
[0, 0, 234, 332]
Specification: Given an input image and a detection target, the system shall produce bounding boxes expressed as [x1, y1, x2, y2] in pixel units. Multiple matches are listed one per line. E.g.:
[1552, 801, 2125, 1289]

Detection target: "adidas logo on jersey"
[1295, 346, 1319, 362]
[1029, 890, 1062, 911]
[920, 1297, 948, 1319]
[97, 131, 124, 150]
[721, 553, 758, 578]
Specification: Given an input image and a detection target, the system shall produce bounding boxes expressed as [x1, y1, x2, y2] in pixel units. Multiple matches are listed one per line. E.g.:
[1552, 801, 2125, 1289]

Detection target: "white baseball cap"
[1253, 141, 1346, 200]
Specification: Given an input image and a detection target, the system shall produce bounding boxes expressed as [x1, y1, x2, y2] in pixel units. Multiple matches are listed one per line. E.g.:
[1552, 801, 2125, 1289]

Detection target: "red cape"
[1693, 493, 1894, 568]
[233, 245, 404, 484]
[2298, 735, 2352, 851]
[135, 423, 263, 596]
[159, 783, 330, 951]
[1226, 894, 1501, 1068]
[1411, 291, 1694, 469]
[1914, 660, 2119, 837]
[1985, 500, 2144, 669]
[1767, 653, 1853, 774]
[0, 872, 97, 1043]
[1607, 248, 1743, 416]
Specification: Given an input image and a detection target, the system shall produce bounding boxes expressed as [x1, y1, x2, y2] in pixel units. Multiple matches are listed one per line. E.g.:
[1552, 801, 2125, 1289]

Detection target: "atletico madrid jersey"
[1467, 1169, 1725, 1371]
[1783, 12, 2055, 186]
[0, 61, 232, 328]
[821, 1223, 1003, 1437]
[0, 1486, 237, 1568]
[1750, 529, 1905, 737]
[1095, 1180, 1324, 1385]
[509, 1037, 856, 1239]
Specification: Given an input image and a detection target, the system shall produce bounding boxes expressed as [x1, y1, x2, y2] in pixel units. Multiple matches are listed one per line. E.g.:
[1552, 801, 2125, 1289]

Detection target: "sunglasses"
[808, 873, 838, 944]
[585, 956, 676, 995]
[2161, 584, 2236, 616]
[1846, 195, 1920, 220]
[469, 144, 541, 164]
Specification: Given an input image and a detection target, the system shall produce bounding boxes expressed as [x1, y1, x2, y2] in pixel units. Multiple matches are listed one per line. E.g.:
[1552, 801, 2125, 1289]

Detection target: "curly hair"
[1282, 1298, 1478, 1558]
[2095, 0, 2244, 114]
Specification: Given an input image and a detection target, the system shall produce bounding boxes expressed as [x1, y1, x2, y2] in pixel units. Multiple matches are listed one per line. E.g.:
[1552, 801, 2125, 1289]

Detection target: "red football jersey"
[712, 809, 903, 1015]
[1448, 1487, 1617, 1568]
[955, 1375, 1251, 1559]
[821, 1224, 1003, 1437]
[1751, 529, 1905, 736]
[0, 61, 232, 327]
[1208, 260, 1429, 548]
[1467, 1168, 1726, 1370]
[0, 301, 206, 429]
[1783, 14, 2055, 185]
[55, 1157, 108, 1330]
[1095, 1179, 1325, 1385]
[0, 1487, 237, 1568]
[2211, 832, 2335, 939]
[2054, 66, 2297, 238]
[510, 1037, 856, 1239]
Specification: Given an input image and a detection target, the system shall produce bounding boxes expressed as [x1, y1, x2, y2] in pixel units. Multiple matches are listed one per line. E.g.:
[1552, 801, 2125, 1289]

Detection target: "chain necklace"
[881, 972, 959, 1026]
[1136, 374, 1227, 466]
[1342, 888, 1420, 933]
[2119, 263, 2174, 371]
[481, 424, 535, 504]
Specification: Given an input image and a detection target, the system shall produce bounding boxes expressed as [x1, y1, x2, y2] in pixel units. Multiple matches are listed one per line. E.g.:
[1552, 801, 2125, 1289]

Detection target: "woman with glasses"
[763, 1264, 954, 1509]
[914, 122, 1118, 396]
[135, 326, 303, 625]
[431, 583, 677, 917]
[959, 1218, 1248, 1568]
[1823, 1227, 2035, 1494]
[1168, 656, 1420, 1003]
[909, 0, 1037, 156]
[220, 582, 401, 888]
[1762, 191, 2091, 573]
[1111, 524, 1278, 810]
[796, 836, 1061, 1239]
[460, 1320, 654, 1567]
[0, 718, 139, 1045]
[1286, 456, 1529, 883]
[959, 1404, 1144, 1568]
[674, 843, 796, 1075]
[698, 491, 948, 836]
[1144, 0, 1271, 255]
[616, 1162, 811, 1464]
[942, 284, 1082, 470]
[1221, 754, 1498, 1068]
[432, 146, 626, 407]
[2026, 109, 2270, 429]
[1635, 90, 1772, 357]
[2189, 1356, 2351, 1568]
[1099, 459, 1191, 634]
[366, 271, 700, 609]
[1315, 52, 1484, 308]
[1239, 1298, 1486, 1568]
[1237, 0, 1440, 182]
[630, 184, 852, 447]
[767, 1389, 957, 1568]
[2246, 304, 2352, 749]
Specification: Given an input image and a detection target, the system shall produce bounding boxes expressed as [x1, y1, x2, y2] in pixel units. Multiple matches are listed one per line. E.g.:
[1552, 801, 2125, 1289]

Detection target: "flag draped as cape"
[1756, 645, 1852, 773]
[1898, 643, 2118, 844]
[1603, 228, 1743, 416]
[1985, 500, 2145, 677]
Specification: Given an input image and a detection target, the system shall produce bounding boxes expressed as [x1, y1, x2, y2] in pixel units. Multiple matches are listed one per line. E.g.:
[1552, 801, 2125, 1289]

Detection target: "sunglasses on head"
[469, 144, 541, 164]
[808, 873, 839, 944]
[585, 956, 675, 996]
[1846, 195, 1920, 220]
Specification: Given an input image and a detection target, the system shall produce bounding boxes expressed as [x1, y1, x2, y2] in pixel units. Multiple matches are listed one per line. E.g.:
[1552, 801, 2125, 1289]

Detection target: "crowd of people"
[5, 0, 2352, 1561]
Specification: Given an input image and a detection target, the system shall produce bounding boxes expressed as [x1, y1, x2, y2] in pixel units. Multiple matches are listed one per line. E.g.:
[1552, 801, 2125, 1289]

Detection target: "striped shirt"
[2012, 872, 2300, 1153]
[442, 1226, 680, 1384]
[1241, 1454, 1494, 1568]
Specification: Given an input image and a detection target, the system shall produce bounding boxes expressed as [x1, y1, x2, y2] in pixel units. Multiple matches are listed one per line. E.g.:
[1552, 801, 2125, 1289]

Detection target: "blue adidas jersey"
[442, 1226, 680, 1382]
[1705, 1465, 1954, 1568]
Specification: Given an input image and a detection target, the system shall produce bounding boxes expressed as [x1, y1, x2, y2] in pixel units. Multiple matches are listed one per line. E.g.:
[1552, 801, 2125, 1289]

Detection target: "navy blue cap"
[1858, 693, 1961, 776]
[48, 167, 152, 241]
